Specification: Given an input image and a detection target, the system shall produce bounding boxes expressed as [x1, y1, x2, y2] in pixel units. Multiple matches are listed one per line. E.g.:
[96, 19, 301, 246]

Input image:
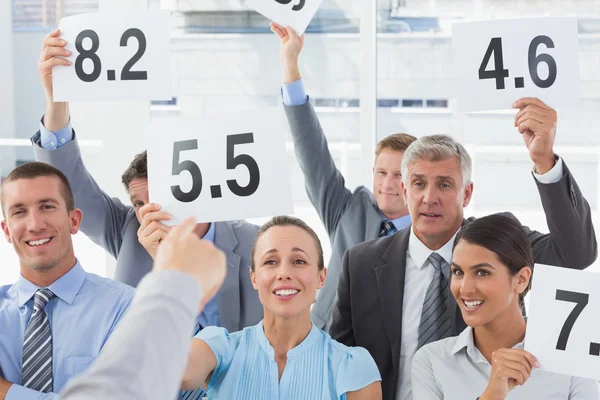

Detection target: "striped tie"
[22, 288, 55, 393]
[181, 319, 206, 400]
[417, 253, 452, 349]
[379, 220, 396, 237]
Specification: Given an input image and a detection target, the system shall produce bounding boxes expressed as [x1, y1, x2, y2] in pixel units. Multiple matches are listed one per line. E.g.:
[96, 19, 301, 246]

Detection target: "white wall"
[0, 0, 17, 175]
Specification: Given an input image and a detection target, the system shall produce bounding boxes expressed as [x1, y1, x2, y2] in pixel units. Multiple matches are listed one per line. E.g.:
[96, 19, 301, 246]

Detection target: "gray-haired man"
[330, 104, 597, 400]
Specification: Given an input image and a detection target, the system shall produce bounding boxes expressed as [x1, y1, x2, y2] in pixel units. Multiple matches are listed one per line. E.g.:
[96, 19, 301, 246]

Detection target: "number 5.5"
[171, 140, 202, 203]
[555, 290, 589, 351]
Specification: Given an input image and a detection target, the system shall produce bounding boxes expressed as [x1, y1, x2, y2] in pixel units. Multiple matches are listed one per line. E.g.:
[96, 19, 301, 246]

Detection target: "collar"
[256, 320, 320, 359]
[202, 222, 215, 244]
[408, 227, 457, 270]
[17, 260, 86, 307]
[451, 326, 525, 363]
[387, 214, 411, 230]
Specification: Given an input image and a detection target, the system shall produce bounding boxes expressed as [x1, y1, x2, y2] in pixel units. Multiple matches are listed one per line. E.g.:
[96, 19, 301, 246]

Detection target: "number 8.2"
[170, 133, 261, 203]
[74, 28, 148, 83]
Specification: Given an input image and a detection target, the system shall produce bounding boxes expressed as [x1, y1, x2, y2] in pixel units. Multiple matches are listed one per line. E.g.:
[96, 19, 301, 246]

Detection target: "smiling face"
[1, 176, 82, 276]
[250, 225, 326, 321]
[373, 149, 406, 219]
[450, 240, 531, 328]
[402, 157, 473, 249]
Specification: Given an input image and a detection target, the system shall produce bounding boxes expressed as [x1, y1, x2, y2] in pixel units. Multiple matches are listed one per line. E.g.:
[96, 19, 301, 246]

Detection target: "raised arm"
[272, 23, 354, 236]
[512, 98, 597, 269]
[33, 30, 132, 258]
[180, 339, 217, 391]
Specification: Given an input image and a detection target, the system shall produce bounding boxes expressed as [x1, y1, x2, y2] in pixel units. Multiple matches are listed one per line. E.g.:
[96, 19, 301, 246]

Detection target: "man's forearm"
[44, 98, 69, 132]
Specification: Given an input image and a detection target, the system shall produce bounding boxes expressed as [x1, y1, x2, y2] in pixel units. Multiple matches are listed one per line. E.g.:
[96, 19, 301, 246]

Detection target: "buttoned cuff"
[39, 116, 73, 150]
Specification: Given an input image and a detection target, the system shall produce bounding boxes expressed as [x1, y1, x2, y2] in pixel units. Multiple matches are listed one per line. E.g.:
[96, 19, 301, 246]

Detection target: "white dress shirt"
[397, 157, 565, 400]
[411, 326, 600, 399]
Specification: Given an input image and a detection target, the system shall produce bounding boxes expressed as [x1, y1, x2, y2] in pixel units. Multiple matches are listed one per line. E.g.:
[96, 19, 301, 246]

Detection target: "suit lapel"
[214, 222, 241, 332]
[367, 204, 384, 240]
[374, 228, 411, 375]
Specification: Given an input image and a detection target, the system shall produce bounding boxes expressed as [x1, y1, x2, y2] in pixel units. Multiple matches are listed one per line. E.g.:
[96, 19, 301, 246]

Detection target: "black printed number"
[120, 28, 148, 80]
[171, 140, 203, 203]
[478, 36, 558, 90]
[528, 35, 557, 89]
[555, 290, 589, 351]
[226, 133, 260, 197]
[478, 37, 509, 90]
[75, 30, 102, 83]
[274, 0, 305, 11]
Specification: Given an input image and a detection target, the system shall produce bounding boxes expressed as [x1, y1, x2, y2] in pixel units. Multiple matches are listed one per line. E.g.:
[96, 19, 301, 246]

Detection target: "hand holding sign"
[52, 11, 171, 102]
[452, 17, 580, 112]
[245, 0, 323, 35]
[525, 265, 600, 382]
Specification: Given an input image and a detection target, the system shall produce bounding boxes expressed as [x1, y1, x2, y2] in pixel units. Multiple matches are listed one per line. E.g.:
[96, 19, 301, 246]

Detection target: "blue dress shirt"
[196, 321, 381, 399]
[0, 261, 134, 399]
[385, 214, 412, 235]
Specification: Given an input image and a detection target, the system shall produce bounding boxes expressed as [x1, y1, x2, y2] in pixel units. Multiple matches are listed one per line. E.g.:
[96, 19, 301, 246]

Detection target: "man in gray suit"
[271, 23, 417, 331]
[331, 129, 597, 400]
[31, 29, 262, 335]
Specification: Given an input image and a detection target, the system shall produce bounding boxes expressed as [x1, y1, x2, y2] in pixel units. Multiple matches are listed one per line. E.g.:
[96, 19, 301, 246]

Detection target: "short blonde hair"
[375, 133, 417, 158]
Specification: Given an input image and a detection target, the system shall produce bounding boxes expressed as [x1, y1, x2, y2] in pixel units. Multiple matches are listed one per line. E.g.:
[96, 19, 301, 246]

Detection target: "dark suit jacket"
[330, 162, 597, 400]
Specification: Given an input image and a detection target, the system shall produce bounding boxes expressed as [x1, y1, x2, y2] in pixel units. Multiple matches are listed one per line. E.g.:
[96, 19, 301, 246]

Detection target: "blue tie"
[181, 319, 206, 399]
[379, 220, 396, 237]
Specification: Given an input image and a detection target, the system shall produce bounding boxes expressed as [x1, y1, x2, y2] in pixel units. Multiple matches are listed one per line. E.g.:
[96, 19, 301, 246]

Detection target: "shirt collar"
[387, 214, 411, 230]
[202, 222, 215, 244]
[451, 326, 525, 363]
[408, 227, 457, 270]
[256, 320, 320, 359]
[17, 260, 86, 307]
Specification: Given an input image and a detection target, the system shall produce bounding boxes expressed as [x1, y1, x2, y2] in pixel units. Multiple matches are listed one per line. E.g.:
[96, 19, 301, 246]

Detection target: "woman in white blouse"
[411, 214, 600, 400]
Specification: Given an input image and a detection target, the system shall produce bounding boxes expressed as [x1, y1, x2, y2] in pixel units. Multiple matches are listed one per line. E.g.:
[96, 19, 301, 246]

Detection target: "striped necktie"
[181, 319, 206, 400]
[22, 288, 55, 393]
[417, 252, 452, 349]
[379, 220, 396, 237]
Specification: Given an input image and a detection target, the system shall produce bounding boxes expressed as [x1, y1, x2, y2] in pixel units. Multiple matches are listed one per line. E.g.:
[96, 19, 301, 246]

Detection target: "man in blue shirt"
[271, 23, 416, 330]
[0, 162, 134, 399]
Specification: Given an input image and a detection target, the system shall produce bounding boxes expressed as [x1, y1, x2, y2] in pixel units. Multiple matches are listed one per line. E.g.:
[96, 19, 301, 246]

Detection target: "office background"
[1, 0, 600, 286]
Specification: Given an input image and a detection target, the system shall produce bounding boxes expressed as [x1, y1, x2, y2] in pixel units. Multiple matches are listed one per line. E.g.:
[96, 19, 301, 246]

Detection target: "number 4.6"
[479, 36, 557, 90]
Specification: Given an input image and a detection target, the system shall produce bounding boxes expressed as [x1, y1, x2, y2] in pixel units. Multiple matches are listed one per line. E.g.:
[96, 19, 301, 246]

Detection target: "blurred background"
[1, 0, 600, 285]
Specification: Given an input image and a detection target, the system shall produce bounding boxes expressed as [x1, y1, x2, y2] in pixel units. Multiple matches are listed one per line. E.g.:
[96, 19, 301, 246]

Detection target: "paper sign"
[452, 17, 580, 112]
[52, 11, 171, 102]
[148, 107, 294, 224]
[525, 264, 600, 381]
[245, 0, 323, 35]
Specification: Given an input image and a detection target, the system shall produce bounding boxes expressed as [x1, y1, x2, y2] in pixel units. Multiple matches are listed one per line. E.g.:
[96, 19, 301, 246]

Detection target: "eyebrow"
[411, 173, 455, 181]
[451, 262, 495, 270]
[8, 198, 60, 212]
[264, 247, 310, 257]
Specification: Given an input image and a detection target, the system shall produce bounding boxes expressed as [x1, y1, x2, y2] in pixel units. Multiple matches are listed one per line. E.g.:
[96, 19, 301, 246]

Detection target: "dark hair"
[453, 214, 533, 310]
[121, 150, 147, 192]
[251, 216, 325, 272]
[1, 162, 75, 216]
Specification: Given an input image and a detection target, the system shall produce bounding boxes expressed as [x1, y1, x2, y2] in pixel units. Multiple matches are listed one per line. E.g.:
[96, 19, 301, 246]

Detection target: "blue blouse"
[195, 321, 381, 399]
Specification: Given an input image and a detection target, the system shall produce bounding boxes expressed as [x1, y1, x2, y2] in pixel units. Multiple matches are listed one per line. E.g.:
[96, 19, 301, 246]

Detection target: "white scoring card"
[244, 0, 323, 35]
[52, 11, 171, 102]
[525, 264, 600, 381]
[452, 17, 580, 112]
[148, 107, 294, 224]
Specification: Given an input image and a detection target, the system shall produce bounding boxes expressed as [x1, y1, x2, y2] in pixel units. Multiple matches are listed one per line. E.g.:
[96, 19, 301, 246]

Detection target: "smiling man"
[331, 126, 597, 400]
[0, 162, 133, 400]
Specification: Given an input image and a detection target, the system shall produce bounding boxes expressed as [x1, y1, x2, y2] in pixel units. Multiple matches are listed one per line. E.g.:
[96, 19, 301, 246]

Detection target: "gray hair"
[401, 135, 472, 187]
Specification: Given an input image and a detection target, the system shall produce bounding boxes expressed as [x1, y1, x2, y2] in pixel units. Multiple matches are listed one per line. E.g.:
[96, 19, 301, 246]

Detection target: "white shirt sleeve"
[533, 156, 564, 184]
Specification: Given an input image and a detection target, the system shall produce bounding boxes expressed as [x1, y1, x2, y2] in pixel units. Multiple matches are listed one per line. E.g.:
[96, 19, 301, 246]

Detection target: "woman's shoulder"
[320, 329, 378, 371]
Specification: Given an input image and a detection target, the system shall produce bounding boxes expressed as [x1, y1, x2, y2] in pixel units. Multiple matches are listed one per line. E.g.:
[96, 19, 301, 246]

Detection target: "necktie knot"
[33, 289, 55, 313]
[428, 252, 447, 273]
[379, 220, 396, 237]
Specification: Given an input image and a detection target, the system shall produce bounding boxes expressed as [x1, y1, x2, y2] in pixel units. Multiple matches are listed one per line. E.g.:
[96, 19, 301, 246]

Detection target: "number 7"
[555, 290, 589, 351]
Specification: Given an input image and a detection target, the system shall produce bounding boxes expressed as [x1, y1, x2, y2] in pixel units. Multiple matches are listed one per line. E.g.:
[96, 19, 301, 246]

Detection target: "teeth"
[28, 238, 51, 246]
[275, 289, 299, 296]
[464, 300, 483, 308]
